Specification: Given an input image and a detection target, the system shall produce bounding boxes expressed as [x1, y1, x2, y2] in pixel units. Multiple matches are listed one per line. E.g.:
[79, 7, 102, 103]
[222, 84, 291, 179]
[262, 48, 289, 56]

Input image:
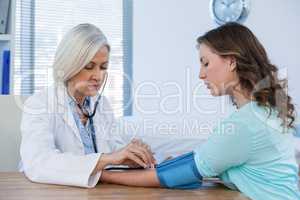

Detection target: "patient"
[99, 23, 300, 200]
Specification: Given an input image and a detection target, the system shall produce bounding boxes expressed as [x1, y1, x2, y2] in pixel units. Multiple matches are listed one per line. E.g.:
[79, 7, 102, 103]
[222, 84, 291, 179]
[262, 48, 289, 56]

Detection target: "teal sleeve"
[193, 120, 252, 177]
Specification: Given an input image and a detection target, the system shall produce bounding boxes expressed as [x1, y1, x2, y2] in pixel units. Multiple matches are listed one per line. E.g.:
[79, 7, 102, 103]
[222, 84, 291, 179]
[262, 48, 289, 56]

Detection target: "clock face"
[211, 0, 250, 25]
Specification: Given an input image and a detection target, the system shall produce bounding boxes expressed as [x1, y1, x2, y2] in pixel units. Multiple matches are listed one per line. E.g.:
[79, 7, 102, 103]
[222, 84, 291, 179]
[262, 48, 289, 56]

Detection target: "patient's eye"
[202, 62, 209, 67]
[200, 57, 209, 68]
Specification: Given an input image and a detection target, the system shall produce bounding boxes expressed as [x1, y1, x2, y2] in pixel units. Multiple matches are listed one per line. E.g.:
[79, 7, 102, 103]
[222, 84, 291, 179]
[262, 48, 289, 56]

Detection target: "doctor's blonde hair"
[53, 23, 110, 84]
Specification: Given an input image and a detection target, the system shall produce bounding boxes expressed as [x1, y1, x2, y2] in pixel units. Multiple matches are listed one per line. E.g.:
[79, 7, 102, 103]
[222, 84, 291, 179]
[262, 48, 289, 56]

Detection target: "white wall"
[132, 0, 300, 124]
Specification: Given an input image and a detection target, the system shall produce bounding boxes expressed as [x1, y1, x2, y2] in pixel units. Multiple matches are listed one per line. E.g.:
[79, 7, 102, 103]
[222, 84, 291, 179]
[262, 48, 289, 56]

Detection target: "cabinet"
[0, 0, 15, 94]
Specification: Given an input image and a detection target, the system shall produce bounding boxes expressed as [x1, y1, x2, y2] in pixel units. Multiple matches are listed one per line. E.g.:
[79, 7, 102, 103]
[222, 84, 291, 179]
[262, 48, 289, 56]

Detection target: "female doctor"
[19, 23, 155, 188]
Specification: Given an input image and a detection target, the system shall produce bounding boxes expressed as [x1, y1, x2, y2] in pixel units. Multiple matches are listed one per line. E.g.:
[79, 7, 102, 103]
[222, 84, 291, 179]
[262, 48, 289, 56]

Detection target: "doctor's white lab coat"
[19, 85, 125, 188]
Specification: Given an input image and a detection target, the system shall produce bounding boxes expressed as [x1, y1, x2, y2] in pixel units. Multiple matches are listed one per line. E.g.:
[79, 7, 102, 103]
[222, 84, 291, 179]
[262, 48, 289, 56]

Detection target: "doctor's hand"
[122, 139, 156, 168]
[95, 139, 156, 172]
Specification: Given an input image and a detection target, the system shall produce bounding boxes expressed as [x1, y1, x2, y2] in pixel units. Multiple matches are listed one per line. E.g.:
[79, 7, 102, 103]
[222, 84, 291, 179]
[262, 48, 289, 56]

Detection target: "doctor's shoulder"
[22, 86, 57, 115]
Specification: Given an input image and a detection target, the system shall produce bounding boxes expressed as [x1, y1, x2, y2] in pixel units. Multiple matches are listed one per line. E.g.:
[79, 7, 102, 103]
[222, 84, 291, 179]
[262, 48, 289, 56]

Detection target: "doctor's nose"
[92, 68, 103, 82]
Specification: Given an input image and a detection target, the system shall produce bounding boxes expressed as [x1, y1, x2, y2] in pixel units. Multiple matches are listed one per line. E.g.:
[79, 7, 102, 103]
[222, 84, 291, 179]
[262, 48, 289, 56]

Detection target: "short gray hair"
[53, 23, 109, 84]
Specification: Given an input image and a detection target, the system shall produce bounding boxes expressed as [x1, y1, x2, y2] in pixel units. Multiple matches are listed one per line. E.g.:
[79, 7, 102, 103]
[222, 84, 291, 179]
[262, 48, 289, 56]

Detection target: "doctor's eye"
[84, 62, 95, 70]
[100, 62, 108, 70]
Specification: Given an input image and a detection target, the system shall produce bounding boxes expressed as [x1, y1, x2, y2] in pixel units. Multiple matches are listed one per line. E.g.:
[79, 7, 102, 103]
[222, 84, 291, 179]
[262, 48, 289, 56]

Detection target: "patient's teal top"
[194, 101, 300, 200]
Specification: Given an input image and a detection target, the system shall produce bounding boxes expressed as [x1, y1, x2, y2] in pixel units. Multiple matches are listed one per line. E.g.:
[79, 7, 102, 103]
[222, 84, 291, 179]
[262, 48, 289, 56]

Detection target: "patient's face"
[198, 43, 238, 96]
[67, 46, 109, 99]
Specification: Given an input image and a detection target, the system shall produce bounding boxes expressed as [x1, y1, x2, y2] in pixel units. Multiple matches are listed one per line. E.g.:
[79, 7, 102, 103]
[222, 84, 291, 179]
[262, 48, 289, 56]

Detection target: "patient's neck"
[230, 86, 252, 109]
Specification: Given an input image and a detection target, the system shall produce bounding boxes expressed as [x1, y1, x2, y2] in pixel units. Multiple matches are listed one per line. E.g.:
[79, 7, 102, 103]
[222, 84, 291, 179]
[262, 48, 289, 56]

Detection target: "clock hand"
[228, 0, 237, 7]
[221, 0, 227, 6]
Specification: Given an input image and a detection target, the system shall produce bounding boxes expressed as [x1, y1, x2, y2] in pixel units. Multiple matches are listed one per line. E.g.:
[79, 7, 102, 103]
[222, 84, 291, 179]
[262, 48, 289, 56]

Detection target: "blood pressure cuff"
[156, 152, 203, 189]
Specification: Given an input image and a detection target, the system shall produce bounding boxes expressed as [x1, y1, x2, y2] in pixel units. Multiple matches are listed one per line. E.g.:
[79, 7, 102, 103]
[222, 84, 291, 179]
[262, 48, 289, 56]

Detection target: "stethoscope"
[68, 72, 108, 153]
[74, 72, 108, 119]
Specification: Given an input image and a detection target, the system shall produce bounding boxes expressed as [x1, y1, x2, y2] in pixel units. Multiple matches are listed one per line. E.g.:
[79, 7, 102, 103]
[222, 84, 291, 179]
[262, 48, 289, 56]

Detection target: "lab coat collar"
[55, 83, 83, 145]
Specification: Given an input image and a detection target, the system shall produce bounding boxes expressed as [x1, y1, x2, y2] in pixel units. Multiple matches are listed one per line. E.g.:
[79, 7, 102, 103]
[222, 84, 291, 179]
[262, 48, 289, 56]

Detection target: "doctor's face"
[68, 46, 109, 98]
[198, 43, 238, 96]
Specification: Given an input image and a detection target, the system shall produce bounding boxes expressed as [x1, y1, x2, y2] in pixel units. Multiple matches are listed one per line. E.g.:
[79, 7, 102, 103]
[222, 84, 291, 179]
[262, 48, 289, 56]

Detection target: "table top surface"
[0, 172, 250, 200]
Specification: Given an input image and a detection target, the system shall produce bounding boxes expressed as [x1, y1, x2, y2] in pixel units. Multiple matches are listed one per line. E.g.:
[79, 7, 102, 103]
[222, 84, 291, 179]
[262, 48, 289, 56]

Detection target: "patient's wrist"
[99, 170, 112, 183]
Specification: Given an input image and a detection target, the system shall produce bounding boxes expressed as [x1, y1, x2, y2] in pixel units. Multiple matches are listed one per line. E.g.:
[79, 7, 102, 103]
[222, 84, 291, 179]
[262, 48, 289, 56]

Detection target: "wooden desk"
[0, 172, 250, 200]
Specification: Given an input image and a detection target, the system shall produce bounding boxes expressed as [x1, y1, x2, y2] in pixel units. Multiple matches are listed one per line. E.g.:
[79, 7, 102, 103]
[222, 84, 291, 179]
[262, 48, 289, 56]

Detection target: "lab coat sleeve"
[20, 93, 101, 188]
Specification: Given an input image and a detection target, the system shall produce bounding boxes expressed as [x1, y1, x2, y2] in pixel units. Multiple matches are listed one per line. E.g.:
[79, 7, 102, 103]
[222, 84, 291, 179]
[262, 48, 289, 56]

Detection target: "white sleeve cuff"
[85, 153, 102, 188]
[87, 171, 102, 188]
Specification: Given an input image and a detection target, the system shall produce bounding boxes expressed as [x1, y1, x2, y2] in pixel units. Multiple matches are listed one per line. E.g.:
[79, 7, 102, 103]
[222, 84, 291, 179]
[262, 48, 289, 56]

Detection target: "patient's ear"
[229, 56, 237, 72]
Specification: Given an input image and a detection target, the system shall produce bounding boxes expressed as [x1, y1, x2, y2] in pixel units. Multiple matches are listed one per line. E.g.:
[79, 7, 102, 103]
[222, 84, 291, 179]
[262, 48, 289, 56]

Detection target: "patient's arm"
[100, 169, 161, 187]
[100, 152, 203, 189]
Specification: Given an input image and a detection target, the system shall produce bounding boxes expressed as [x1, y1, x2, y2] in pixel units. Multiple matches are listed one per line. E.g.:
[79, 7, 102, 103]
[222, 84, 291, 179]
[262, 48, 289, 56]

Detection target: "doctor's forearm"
[100, 169, 161, 187]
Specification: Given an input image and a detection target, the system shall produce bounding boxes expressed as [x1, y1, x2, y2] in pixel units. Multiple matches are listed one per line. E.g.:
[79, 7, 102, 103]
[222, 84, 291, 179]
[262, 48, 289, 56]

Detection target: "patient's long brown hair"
[197, 22, 295, 129]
